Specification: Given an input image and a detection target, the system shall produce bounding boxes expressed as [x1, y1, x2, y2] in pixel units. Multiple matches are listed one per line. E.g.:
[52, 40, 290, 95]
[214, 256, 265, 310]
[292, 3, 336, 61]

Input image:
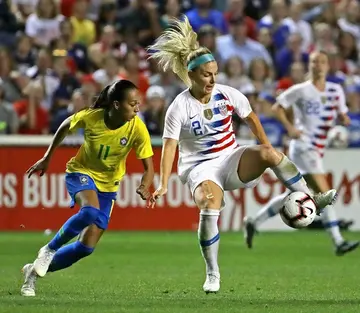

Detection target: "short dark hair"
[91, 80, 137, 109]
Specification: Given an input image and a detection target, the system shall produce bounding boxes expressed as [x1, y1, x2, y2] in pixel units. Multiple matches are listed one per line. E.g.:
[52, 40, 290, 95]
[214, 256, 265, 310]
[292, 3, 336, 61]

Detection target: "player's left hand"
[136, 184, 151, 201]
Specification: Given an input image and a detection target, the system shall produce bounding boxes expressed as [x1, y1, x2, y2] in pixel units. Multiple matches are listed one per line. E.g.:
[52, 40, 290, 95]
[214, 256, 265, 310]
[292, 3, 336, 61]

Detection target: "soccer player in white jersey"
[243, 51, 359, 256]
[147, 18, 337, 293]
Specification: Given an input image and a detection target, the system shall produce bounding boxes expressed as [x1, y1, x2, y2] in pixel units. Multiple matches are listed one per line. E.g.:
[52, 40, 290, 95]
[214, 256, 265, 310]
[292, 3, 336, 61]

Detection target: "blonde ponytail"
[147, 16, 211, 87]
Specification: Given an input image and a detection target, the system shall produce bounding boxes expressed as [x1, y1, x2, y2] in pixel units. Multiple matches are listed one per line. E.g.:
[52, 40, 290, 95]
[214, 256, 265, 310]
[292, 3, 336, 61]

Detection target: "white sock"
[198, 210, 220, 274]
[322, 205, 344, 246]
[272, 156, 312, 194]
[254, 192, 289, 227]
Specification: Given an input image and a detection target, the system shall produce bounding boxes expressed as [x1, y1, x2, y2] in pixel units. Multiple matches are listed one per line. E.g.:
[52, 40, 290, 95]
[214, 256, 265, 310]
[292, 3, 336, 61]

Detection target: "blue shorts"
[65, 172, 117, 230]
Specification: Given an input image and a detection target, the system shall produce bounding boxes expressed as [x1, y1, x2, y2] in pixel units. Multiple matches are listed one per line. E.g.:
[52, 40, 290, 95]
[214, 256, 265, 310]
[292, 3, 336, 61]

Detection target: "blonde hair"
[147, 16, 211, 87]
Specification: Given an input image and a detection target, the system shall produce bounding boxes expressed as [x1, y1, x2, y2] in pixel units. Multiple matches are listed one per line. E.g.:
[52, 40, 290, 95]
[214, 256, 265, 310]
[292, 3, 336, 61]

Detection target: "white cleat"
[33, 245, 56, 277]
[313, 189, 338, 214]
[21, 264, 37, 297]
[203, 272, 220, 294]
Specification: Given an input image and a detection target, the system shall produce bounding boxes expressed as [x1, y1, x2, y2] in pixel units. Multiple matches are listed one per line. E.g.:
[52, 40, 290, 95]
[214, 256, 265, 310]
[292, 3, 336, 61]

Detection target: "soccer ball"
[280, 192, 317, 229]
[327, 125, 349, 148]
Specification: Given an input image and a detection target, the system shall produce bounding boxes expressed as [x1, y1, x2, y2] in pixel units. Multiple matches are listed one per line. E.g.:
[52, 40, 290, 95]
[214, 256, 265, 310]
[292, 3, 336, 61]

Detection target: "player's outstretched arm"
[26, 117, 72, 178]
[272, 103, 302, 139]
[149, 138, 178, 208]
[244, 111, 271, 145]
[136, 157, 155, 201]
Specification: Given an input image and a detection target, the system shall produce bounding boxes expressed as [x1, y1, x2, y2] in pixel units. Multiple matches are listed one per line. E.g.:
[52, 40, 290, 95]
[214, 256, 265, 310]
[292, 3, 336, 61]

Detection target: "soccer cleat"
[21, 264, 37, 297]
[203, 272, 220, 294]
[313, 189, 338, 215]
[335, 241, 360, 256]
[33, 245, 56, 277]
[243, 216, 256, 249]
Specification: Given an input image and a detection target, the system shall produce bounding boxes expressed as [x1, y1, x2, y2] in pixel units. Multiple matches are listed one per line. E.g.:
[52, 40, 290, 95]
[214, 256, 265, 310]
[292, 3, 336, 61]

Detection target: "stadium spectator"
[13, 81, 49, 134]
[197, 25, 220, 62]
[216, 16, 272, 68]
[217, 56, 255, 95]
[223, 0, 257, 40]
[257, 0, 289, 51]
[248, 58, 274, 96]
[160, 0, 182, 29]
[88, 25, 118, 69]
[275, 32, 309, 79]
[141, 85, 166, 135]
[25, 0, 64, 47]
[185, 0, 228, 34]
[257, 27, 276, 62]
[148, 69, 184, 104]
[14, 34, 36, 75]
[117, 0, 162, 47]
[283, 1, 313, 52]
[52, 49, 81, 112]
[70, 0, 96, 46]
[276, 61, 306, 95]
[50, 88, 86, 134]
[120, 50, 149, 99]
[92, 55, 122, 88]
[337, 0, 360, 44]
[0, 80, 19, 134]
[0, 47, 23, 103]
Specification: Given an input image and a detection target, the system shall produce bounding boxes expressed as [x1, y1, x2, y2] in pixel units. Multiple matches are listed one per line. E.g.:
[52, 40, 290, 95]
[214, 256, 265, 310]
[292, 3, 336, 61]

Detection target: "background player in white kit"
[148, 18, 337, 293]
[244, 51, 359, 256]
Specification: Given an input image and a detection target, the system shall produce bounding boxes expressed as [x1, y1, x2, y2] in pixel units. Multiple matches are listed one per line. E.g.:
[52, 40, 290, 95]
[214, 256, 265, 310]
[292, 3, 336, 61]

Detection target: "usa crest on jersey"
[217, 100, 228, 116]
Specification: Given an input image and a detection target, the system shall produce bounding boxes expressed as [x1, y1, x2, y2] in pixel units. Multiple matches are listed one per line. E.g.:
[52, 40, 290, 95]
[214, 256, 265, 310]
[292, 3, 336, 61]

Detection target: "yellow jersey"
[66, 109, 153, 192]
[70, 17, 96, 46]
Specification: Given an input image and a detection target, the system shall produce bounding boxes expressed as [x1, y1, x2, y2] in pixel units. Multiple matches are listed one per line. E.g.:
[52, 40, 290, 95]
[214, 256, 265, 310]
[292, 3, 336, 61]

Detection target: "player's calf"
[48, 241, 95, 272]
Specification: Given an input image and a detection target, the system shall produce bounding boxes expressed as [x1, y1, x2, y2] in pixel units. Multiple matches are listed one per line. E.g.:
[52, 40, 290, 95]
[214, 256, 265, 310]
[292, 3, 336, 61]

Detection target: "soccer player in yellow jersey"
[20, 80, 154, 297]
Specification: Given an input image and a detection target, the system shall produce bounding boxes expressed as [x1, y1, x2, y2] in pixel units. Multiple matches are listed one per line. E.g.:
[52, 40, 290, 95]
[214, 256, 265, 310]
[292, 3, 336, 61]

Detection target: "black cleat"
[243, 217, 256, 249]
[335, 241, 360, 256]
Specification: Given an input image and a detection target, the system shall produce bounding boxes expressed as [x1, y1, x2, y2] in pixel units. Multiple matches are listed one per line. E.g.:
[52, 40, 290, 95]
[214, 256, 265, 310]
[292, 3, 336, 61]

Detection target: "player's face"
[115, 88, 140, 121]
[309, 52, 329, 79]
[190, 61, 218, 95]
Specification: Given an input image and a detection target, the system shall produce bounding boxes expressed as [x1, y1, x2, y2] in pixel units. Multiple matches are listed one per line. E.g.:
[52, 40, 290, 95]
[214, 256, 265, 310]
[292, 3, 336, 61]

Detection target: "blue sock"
[48, 241, 94, 272]
[48, 206, 99, 251]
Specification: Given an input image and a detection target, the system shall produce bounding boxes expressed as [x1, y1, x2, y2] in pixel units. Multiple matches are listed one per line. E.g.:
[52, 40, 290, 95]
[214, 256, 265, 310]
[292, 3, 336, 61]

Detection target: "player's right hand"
[26, 157, 50, 178]
[148, 186, 168, 209]
[288, 127, 302, 139]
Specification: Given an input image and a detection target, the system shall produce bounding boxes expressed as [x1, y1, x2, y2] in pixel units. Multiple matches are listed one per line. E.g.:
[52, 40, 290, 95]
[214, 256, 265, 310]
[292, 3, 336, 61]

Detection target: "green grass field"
[1, 231, 360, 313]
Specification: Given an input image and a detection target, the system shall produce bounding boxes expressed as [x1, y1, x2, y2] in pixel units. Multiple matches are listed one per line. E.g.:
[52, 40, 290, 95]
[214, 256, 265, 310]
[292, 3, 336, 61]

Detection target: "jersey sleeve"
[162, 100, 182, 140]
[226, 86, 252, 119]
[276, 86, 300, 109]
[133, 117, 154, 159]
[337, 85, 348, 114]
[69, 110, 87, 133]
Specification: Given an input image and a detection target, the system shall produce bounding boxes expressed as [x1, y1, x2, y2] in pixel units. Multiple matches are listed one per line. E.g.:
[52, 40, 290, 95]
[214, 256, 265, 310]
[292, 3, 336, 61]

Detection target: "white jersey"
[163, 84, 252, 183]
[277, 80, 348, 157]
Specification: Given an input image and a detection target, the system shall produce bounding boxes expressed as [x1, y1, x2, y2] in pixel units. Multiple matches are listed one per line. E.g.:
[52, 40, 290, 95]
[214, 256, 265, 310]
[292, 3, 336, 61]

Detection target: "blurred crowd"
[0, 0, 360, 144]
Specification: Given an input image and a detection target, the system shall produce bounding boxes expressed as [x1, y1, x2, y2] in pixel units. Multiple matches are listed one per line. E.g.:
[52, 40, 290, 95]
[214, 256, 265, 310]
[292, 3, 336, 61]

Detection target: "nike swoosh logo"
[190, 114, 198, 119]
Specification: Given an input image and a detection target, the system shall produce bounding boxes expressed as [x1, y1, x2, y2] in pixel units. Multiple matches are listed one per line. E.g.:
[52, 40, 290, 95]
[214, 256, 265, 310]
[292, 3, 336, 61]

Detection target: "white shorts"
[186, 146, 261, 205]
[289, 144, 325, 175]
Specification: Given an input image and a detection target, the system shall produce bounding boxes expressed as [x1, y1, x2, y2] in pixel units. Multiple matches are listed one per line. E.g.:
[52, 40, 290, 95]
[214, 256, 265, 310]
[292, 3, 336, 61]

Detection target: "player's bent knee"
[258, 144, 281, 167]
[74, 241, 95, 257]
[78, 206, 100, 224]
[93, 210, 110, 230]
[195, 182, 221, 210]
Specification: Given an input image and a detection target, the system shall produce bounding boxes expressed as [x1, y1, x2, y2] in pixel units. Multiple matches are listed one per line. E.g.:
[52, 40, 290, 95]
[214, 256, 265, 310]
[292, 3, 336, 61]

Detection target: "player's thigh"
[303, 173, 330, 194]
[65, 172, 100, 208]
[237, 145, 282, 183]
[193, 180, 223, 210]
